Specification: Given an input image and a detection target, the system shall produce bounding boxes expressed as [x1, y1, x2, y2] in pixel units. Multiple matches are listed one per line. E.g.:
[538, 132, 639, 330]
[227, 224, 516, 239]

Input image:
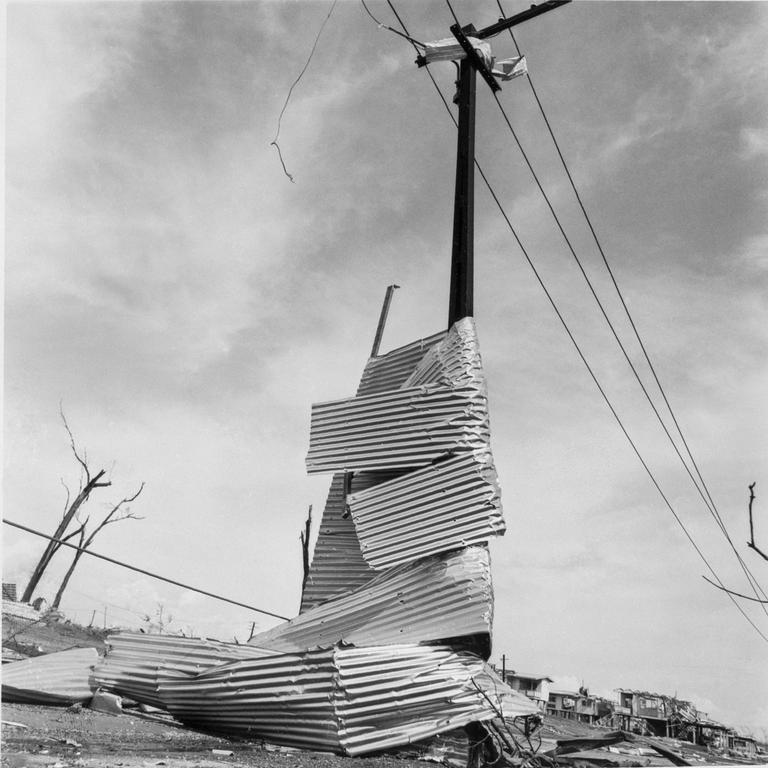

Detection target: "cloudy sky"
[4, 0, 767, 736]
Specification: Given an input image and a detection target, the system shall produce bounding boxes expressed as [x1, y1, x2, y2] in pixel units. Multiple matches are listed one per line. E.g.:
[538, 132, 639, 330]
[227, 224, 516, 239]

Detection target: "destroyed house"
[614, 689, 724, 742]
[617, 689, 667, 720]
[547, 690, 578, 718]
[547, 689, 601, 724]
[504, 672, 552, 709]
[727, 732, 757, 758]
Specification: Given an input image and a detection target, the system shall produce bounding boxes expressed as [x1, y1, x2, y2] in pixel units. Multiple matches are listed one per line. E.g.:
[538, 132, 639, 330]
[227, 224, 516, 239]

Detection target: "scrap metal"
[154, 644, 536, 756]
[249, 546, 493, 653]
[91, 632, 278, 708]
[1, 647, 98, 705]
[76, 316, 517, 757]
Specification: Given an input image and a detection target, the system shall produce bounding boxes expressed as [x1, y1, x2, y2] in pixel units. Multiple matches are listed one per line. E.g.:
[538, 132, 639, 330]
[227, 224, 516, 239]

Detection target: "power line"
[374, 1, 768, 645]
[492, 0, 768, 609]
[271, 0, 338, 183]
[3, 519, 289, 621]
[487, 86, 768, 608]
[361, 0, 424, 48]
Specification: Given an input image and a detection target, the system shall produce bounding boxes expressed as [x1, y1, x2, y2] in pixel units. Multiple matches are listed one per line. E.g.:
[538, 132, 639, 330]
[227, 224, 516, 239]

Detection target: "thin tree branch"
[60, 479, 71, 519]
[60, 403, 89, 484]
[51, 483, 145, 609]
[702, 575, 768, 603]
[747, 482, 767, 561]
[60, 522, 87, 544]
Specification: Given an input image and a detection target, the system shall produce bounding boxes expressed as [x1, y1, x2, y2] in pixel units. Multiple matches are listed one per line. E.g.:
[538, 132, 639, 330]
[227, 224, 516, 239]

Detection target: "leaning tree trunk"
[21, 470, 107, 604]
[51, 528, 88, 610]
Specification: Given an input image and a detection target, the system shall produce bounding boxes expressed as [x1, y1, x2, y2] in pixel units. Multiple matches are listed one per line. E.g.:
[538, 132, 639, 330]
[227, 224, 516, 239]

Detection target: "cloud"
[740, 128, 768, 160]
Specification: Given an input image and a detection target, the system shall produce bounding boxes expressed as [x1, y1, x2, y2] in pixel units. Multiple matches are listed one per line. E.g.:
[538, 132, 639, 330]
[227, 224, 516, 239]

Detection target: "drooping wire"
[271, 0, 338, 183]
[488, 86, 768, 610]
[367, 1, 768, 644]
[493, 0, 768, 609]
[361, 0, 425, 48]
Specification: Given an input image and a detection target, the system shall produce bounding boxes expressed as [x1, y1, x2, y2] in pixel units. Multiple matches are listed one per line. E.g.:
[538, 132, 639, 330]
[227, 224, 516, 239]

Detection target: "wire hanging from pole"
[493, 0, 768, 610]
[270, 0, 338, 183]
[378, 0, 768, 645]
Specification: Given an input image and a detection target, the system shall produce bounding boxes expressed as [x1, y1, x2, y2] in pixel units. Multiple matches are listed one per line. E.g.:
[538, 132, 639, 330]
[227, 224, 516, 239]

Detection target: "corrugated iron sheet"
[251, 546, 492, 653]
[92, 632, 275, 708]
[305, 385, 489, 474]
[306, 318, 493, 475]
[1, 647, 98, 705]
[404, 317, 483, 389]
[299, 471, 404, 612]
[335, 645, 533, 755]
[349, 452, 505, 569]
[154, 643, 534, 756]
[299, 473, 376, 613]
[356, 331, 446, 397]
[88, 318, 516, 756]
[301, 328, 447, 611]
[156, 648, 341, 752]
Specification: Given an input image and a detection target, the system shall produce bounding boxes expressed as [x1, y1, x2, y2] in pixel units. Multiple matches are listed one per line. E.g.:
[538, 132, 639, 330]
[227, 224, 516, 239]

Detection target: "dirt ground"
[0, 703, 427, 768]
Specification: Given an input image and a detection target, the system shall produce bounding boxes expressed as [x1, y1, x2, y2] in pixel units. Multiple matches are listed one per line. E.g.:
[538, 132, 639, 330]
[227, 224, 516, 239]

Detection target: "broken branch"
[747, 482, 767, 561]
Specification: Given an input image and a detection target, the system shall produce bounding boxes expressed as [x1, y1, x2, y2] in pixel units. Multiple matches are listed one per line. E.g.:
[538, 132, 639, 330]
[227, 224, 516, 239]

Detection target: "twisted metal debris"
[83, 317, 536, 756]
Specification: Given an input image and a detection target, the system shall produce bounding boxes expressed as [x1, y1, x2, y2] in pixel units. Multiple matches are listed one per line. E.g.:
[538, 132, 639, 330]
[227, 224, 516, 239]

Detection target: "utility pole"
[418, 0, 570, 328]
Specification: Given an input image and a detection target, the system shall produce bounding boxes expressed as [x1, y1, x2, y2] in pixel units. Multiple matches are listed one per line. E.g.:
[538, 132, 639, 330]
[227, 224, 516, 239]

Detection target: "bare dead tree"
[299, 504, 312, 601]
[702, 482, 768, 603]
[51, 482, 144, 610]
[21, 407, 112, 603]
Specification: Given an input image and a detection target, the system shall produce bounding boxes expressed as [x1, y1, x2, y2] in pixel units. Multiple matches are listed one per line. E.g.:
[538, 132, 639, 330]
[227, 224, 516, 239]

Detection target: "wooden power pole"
[418, 0, 570, 328]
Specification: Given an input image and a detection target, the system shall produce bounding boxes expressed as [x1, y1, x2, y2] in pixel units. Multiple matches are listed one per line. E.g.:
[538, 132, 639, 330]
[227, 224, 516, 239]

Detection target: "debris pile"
[4, 319, 536, 762]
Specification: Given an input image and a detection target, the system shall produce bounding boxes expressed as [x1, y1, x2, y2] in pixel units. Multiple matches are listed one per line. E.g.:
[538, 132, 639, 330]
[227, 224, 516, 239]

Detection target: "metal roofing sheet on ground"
[348, 452, 505, 570]
[1, 647, 98, 705]
[334, 645, 500, 755]
[92, 632, 275, 708]
[154, 642, 530, 756]
[157, 648, 341, 752]
[251, 546, 492, 653]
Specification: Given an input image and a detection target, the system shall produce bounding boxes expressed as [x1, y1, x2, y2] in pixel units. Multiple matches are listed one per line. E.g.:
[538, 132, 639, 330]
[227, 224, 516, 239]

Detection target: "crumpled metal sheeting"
[301, 329, 446, 612]
[335, 645, 497, 755]
[156, 648, 342, 753]
[356, 331, 446, 397]
[299, 473, 376, 613]
[92, 632, 275, 708]
[154, 643, 522, 757]
[404, 317, 485, 391]
[306, 386, 490, 474]
[348, 453, 505, 570]
[299, 469, 408, 613]
[472, 663, 539, 720]
[250, 546, 492, 654]
[306, 319, 493, 476]
[335, 645, 536, 755]
[1, 647, 98, 705]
